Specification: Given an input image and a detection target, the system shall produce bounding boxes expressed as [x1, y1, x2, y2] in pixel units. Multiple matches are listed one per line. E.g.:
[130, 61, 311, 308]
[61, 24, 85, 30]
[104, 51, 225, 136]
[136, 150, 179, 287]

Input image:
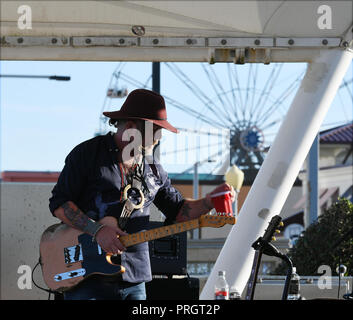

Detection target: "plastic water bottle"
[287, 267, 301, 300]
[214, 270, 229, 300]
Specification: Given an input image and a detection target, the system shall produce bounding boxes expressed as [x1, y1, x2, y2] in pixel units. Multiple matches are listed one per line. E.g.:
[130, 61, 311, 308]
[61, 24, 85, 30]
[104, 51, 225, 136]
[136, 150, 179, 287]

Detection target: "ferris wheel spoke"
[247, 64, 263, 121]
[209, 151, 231, 176]
[339, 78, 352, 89]
[231, 66, 247, 119]
[252, 64, 283, 122]
[340, 78, 353, 101]
[234, 147, 250, 167]
[164, 96, 226, 128]
[174, 127, 227, 137]
[160, 141, 221, 156]
[171, 149, 227, 178]
[251, 64, 282, 122]
[143, 75, 152, 88]
[260, 118, 283, 131]
[202, 65, 239, 125]
[256, 84, 298, 127]
[165, 63, 234, 127]
[118, 71, 151, 90]
[243, 64, 254, 117]
[337, 89, 351, 122]
[255, 71, 304, 126]
[226, 64, 242, 122]
[249, 64, 259, 118]
[253, 151, 265, 165]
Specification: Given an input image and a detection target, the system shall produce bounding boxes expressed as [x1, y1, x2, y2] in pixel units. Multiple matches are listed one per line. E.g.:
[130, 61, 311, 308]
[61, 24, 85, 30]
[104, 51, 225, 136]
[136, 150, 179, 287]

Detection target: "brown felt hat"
[103, 89, 179, 133]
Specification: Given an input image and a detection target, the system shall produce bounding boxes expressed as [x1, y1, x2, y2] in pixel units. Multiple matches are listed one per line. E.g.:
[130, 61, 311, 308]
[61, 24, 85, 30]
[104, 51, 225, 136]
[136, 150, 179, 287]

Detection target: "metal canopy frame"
[0, 35, 350, 63]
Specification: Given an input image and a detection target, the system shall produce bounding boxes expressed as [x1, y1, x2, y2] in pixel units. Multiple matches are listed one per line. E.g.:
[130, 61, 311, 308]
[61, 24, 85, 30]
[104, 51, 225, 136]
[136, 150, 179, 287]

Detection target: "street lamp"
[192, 159, 215, 239]
[225, 165, 244, 219]
[0, 74, 71, 81]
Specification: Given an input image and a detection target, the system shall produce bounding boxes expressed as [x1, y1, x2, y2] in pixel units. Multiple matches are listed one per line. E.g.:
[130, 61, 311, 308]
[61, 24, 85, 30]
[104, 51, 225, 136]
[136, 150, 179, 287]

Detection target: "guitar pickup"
[54, 268, 86, 282]
[64, 244, 83, 264]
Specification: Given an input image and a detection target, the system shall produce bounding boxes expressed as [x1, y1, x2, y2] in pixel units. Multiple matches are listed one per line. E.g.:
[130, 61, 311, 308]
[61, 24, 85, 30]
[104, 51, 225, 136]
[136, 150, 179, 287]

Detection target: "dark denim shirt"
[49, 132, 184, 283]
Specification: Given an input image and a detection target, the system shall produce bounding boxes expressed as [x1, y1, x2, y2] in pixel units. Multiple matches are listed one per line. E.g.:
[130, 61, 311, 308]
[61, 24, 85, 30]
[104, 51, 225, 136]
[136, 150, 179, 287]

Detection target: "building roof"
[169, 168, 264, 186]
[1, 167, 301, 186]
[1, 171, 60, 182]
[320, 122, 353, 144]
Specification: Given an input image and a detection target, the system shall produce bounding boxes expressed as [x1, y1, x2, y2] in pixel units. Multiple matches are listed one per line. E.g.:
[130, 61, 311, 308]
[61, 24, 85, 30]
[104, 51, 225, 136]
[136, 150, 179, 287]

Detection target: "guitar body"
[40, 216, 124, 292]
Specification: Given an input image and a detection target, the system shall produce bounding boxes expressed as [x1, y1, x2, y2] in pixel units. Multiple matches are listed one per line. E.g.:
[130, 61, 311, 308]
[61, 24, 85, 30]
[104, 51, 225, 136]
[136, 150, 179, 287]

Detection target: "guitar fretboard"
[119, 219, 199, 247]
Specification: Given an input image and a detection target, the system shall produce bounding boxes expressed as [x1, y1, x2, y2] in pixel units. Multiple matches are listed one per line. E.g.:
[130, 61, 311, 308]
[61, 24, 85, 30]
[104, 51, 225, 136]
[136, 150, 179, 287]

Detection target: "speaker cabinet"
[146, 277, 200, 300]
[148, 221, 187, 276]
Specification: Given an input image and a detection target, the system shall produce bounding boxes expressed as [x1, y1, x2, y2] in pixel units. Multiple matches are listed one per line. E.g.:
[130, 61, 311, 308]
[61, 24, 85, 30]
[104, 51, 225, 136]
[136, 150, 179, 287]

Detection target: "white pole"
[200, 48, 353, 299]
[193, 161, 199, 239]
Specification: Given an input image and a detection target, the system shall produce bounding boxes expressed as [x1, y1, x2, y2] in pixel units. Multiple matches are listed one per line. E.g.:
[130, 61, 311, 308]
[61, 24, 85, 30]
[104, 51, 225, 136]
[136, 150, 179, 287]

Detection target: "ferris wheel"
[98, 62, 352, 175]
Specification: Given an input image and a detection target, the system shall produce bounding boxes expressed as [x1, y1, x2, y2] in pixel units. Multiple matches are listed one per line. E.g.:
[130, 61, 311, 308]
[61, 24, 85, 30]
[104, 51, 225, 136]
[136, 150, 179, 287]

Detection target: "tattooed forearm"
[180, 202, 192, 220]
[176, 198, 214, 222]
[60, 201, 102, 235]
[202, 198, 214, 211]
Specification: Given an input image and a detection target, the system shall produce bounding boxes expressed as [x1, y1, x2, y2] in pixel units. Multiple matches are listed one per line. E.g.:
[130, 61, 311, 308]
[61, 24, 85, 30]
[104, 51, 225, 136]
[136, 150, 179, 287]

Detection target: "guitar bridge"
[64, 244, 83, 264]
[54, 268, 86, 282]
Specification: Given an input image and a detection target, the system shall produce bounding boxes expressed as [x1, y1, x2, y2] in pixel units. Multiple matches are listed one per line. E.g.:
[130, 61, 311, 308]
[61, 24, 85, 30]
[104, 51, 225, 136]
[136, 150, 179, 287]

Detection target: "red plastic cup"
[210, 191, 233, 215]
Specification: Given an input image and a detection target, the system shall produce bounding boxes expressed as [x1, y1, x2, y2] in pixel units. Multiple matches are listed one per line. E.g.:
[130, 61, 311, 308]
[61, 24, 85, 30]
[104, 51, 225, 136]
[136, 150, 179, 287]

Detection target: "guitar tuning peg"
[272, 236, 276, 241]
[275, 229, 281, 234]
[279, 222, 284, 227]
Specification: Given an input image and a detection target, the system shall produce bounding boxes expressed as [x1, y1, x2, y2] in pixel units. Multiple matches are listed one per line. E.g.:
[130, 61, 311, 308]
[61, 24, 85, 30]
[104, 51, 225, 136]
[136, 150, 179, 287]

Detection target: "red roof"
[320, 122, 353, 144]
[1, 171, 60, 182]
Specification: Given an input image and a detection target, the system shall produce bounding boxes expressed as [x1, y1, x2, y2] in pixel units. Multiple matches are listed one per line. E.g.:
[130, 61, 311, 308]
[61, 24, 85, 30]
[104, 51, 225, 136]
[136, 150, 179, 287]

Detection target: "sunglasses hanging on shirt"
[118, 154, 150, 230]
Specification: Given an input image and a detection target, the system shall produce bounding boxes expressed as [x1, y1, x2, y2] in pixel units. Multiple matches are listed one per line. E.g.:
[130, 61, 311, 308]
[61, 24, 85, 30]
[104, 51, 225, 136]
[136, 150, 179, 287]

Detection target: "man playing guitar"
[49, 89, 235, 300]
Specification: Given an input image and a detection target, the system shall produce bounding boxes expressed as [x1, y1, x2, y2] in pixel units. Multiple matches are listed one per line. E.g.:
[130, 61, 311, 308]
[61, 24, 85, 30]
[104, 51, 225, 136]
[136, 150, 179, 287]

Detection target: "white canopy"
[1, 1, 352, 62]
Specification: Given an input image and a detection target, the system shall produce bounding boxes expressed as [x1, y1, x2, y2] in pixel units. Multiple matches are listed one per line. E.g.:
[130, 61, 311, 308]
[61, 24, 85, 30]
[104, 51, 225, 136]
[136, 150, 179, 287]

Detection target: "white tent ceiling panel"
[0, 1, 352, 61]
[1, 1, 351, 37]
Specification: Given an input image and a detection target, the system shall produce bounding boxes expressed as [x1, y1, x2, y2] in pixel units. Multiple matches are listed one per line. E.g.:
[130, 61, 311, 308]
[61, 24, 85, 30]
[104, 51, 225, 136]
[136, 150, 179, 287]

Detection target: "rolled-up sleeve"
[153, 174, 185, 224]
[49, 146, 87, 215]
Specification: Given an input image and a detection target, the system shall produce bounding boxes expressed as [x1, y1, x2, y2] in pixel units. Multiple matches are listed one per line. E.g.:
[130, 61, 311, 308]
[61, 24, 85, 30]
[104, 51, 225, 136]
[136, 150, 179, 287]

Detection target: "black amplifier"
[147, 221, 187, 276]
[146, 276, 200, 300]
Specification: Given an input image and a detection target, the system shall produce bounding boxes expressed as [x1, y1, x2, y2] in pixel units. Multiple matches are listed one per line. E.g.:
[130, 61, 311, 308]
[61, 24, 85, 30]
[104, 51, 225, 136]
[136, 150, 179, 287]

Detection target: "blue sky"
[0, 60, 352, 174]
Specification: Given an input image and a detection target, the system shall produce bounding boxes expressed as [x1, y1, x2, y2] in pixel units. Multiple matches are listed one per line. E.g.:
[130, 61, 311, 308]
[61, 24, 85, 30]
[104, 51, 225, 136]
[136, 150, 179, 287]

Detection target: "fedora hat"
[103, 89, 179, 133]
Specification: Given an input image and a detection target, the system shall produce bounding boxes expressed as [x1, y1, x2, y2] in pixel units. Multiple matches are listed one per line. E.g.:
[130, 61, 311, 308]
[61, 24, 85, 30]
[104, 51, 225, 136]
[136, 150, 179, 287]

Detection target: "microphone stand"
[330, 225, 353, 300]
[250, 237, 294, 300]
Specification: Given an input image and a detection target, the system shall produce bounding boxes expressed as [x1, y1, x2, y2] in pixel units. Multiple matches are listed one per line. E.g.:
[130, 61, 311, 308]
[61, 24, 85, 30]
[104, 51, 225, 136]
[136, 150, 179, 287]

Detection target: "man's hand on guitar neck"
[54, 201, 128, 255]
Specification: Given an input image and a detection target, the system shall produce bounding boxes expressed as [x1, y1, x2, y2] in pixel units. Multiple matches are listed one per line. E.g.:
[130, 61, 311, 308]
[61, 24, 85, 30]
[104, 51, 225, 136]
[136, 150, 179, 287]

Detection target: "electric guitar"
[40, 213, 235, 292]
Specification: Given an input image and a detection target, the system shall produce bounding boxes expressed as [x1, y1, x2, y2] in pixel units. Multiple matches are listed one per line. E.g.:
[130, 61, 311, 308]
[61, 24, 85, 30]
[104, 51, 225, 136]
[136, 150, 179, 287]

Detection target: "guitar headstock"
[199, 214, 236, 228]
[261, 215, 284, 243]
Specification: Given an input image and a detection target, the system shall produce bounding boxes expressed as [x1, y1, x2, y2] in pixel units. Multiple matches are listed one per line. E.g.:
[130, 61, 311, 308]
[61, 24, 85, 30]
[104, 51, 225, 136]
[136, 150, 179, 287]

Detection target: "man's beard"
[138, 140, 159, 155]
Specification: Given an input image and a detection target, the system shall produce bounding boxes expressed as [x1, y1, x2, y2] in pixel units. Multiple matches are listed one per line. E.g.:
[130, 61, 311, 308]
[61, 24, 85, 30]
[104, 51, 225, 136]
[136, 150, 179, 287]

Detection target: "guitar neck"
[119, 219, 199, 248]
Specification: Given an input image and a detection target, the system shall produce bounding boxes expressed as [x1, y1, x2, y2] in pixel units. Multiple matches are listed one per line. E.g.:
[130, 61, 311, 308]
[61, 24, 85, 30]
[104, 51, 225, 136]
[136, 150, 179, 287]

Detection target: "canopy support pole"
[200, 47, 353, 299]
